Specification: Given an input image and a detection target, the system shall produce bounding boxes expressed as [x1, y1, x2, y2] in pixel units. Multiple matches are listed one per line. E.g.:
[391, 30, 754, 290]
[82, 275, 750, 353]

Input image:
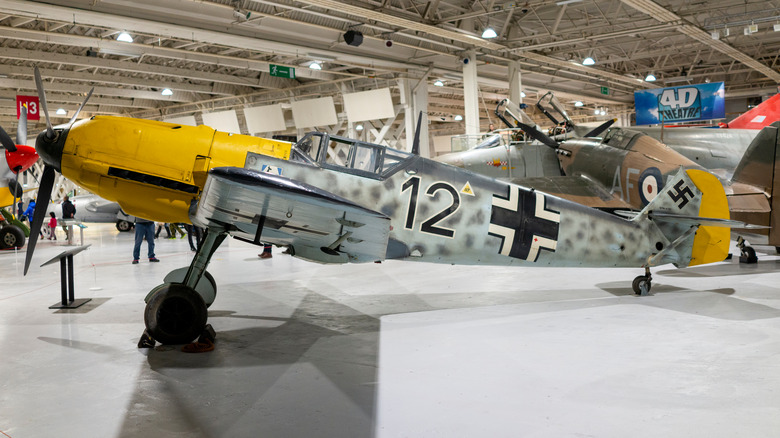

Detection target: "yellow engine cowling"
[60, 116, 291, 223]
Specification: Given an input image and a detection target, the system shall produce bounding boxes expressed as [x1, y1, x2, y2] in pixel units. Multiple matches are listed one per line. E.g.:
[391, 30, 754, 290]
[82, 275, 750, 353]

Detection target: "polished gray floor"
[3, 223, 780, 437]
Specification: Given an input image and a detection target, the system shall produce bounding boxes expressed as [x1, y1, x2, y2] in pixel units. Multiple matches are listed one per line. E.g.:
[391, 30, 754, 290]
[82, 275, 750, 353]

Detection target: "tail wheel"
[0, 226, 25, 249]
[632, 276, 652, 296]
[144, 283, 207, 345]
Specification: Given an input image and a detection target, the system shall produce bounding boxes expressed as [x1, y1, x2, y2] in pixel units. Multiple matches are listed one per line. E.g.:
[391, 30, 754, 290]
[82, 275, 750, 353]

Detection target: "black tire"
[0, 226, 26, 249]
[744, 246, 757, 261]
[144, 284, 207, 345]
[632, 276, 651, 295]
[116, 220, 133, 232]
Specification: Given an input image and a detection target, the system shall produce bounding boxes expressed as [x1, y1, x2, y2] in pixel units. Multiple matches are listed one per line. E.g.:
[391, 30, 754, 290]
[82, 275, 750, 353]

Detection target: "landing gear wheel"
[632, 276, 652, 296]
[144, 283, 207, 345]
[0, 226, 25, 249]
[116, 220, 132, 232]
[739, 246, 758, 264]
[162, 268, 217, 308]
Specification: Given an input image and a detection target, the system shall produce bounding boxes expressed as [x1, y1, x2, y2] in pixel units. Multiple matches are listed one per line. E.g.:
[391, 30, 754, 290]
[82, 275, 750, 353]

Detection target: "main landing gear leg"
[139, 227, 228, 347]
[632, 266, 652, 296]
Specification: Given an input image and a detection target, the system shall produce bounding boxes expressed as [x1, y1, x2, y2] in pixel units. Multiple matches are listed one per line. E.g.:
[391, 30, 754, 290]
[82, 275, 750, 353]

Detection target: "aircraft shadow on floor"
[597, 281, 780, 321]
[656, 258, 780, 278]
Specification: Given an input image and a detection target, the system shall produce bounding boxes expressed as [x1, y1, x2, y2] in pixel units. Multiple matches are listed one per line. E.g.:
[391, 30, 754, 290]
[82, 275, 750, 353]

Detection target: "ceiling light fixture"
[116, 32, 133, 43]
[594, 108, 600, 115]
[434, 80, 444, 87]
[454, 115, 463, 121]
[520, 91, 526, 98]
[56, 108, 67, 115]
[645, 73, 657, 82]
[582, 57, 595, 66]
[161, 88, 173, 96]
[482, 27, 498, 39]
[355, 124, 364, 131]
[344, 30, 363, 47]
[309, 61, 322, 70]
[232, 9, 251, 21]
[574, 101, 583, 107]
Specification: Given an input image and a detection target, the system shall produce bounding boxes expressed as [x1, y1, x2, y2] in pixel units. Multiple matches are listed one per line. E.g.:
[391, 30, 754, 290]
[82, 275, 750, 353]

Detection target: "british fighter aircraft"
[633, 94, 780, 171]
[439, 98, 780, 259]
[25, 68, 746, 346]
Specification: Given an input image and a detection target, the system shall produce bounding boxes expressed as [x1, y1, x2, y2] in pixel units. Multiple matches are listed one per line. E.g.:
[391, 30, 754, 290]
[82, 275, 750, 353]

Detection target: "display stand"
[61, 219, 86, 245]
[43, 244, 92, 309]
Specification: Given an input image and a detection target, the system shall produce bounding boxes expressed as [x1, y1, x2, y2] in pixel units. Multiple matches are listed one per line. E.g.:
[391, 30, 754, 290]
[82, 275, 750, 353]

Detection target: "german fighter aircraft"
[25, 68, 745, 346]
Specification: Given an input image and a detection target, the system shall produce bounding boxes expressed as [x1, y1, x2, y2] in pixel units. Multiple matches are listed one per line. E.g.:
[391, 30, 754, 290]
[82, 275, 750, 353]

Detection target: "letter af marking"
[488, 186, 560, 262]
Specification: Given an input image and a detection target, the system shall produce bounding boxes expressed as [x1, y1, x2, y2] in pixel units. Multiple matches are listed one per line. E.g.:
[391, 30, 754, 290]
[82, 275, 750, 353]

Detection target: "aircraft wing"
[193, 167, 391, 264]
[509, 175, 632, 209]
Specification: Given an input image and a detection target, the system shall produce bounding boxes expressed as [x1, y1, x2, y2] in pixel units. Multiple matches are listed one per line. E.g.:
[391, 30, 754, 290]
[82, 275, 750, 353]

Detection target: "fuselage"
[230, 140, 686, 268]
[632, 126, 758, 171]
[59, 116, 291, 222]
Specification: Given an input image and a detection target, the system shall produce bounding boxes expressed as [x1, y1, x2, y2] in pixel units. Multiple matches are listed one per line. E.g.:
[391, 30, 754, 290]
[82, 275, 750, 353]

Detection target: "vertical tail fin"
[730, 122, 780, 245]
[635, 168, 730, 267]
[726, 94, 780, 130]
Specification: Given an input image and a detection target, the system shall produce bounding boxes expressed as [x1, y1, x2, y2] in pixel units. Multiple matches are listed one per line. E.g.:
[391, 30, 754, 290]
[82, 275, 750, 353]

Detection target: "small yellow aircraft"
[26, 68, 751, 346]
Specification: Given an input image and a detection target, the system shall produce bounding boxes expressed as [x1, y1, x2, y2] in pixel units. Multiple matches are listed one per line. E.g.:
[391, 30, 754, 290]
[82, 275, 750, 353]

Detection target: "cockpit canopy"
[601, 128, 644, 150]
[292, 132, 413, 179]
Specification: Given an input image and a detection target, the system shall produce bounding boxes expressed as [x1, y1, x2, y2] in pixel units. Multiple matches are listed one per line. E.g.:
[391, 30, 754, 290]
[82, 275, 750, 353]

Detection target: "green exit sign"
[600, 86, 609, 95]
[270, 64, 295, 79]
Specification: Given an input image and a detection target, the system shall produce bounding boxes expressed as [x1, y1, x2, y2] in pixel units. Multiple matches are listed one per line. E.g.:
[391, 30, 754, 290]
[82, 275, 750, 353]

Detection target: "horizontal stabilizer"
[647, 212, 768, 229]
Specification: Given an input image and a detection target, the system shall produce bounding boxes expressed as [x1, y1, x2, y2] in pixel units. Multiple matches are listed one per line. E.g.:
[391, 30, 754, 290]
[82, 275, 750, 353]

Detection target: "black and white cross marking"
[489, 186, 560, 262]
[667, 180, 694, 209]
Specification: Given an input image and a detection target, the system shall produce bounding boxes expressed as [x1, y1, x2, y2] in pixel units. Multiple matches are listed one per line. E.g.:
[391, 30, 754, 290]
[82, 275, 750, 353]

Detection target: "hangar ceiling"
[0, 0, 778, 140]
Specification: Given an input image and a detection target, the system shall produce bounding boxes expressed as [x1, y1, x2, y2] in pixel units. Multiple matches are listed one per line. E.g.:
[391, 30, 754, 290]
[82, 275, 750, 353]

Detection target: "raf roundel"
[638, 167, 663, 205]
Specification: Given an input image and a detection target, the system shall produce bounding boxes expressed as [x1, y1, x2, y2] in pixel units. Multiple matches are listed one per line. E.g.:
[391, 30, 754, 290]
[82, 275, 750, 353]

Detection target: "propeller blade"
[584, 118, 616, 138]
[33, 66, 54, 139]
[515, 121, 559, 149]
[24, 165, 55, 275]
[0, 125, 16, 152]
[411, 111, 423, 156]
[17, 103, 27, 145]
[67, 87, 94, 127]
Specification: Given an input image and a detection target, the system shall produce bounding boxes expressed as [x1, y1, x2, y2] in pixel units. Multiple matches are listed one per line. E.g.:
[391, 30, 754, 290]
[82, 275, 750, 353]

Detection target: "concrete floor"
[2, 223, 780, 437]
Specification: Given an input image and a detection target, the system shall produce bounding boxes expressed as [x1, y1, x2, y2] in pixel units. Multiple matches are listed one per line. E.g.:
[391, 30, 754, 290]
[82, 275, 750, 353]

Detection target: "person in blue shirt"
[22, 199, 36, 221]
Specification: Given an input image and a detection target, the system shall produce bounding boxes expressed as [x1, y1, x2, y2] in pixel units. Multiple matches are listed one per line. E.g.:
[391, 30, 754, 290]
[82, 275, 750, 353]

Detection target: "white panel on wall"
[244, 104, 287, 134]
[162, 115, 197, 126]
[343, 88, 395, 123]
[201, 109, 241, 134]
[291, 97, 338, 128]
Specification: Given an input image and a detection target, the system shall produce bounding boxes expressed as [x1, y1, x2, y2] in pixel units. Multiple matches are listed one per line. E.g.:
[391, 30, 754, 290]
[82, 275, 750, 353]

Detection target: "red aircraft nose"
[6, 144, 39, 173]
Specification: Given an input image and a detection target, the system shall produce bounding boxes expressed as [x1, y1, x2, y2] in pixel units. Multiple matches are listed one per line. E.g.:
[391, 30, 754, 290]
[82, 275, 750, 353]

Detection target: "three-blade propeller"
[24, 67, 94, 275]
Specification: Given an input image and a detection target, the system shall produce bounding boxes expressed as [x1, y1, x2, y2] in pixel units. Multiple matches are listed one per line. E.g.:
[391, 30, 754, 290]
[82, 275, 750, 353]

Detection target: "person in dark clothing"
[132, 217, 159, 264]
[61, 195, 76, 242]
[61, 195, 76, 218]
[185, 224, 203, 251]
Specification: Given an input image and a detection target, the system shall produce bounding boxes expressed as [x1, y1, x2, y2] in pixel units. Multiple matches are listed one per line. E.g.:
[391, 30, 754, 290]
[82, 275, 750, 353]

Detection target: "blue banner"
[634, 82, 725, 125]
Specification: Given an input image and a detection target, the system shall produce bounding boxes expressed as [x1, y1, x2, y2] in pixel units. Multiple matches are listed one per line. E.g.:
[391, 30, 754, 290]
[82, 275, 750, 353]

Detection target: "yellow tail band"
[686, 169, 730, 266]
